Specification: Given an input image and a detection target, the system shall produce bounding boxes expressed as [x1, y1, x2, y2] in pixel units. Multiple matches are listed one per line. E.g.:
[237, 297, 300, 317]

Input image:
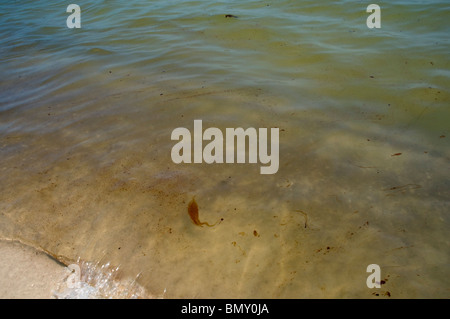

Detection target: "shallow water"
[1, 1, 449, 298]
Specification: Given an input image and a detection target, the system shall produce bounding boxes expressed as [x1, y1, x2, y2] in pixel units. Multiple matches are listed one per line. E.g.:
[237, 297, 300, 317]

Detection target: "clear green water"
[0, 1, 449, 298]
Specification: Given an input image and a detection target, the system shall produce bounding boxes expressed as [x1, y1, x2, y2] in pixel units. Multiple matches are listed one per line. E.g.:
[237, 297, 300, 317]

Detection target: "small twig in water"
[295, 210, 308, 228]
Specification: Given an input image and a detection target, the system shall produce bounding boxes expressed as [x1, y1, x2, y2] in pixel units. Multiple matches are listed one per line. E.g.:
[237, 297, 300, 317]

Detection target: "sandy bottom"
[0, 240, 66, 299]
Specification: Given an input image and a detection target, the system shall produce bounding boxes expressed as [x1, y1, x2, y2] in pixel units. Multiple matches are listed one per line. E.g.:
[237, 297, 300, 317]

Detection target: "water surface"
[0, 0, 449, 298]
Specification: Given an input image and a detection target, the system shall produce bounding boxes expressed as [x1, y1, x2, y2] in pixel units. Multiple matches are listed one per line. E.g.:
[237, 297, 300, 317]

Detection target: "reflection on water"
[0, 1, 449, 298]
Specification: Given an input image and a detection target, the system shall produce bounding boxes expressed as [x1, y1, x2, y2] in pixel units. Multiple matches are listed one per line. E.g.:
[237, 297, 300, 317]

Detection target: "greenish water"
[0, 1, 449, 298]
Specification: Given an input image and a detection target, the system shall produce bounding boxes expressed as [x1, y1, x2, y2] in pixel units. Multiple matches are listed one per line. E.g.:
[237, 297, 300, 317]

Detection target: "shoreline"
[0, 239, 67, 299]
[0, 239, 153, 299]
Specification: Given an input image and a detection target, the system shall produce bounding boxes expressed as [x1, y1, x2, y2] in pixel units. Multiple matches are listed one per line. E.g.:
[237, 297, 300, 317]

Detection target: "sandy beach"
[0, 239, 152, 299]
[0, 240, 66, 299]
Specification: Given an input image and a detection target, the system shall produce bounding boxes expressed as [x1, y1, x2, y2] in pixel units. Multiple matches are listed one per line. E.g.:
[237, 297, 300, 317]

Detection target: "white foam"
[52, 259, 152, 299]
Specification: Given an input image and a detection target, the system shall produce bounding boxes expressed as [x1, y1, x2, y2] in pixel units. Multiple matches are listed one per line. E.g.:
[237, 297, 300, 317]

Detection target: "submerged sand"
[1, 0, 449, 299]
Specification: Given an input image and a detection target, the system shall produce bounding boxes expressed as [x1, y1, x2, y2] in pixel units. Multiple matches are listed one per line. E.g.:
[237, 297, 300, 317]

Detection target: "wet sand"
[0, 239, 152, 299]
[0, 240, 66, 299]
